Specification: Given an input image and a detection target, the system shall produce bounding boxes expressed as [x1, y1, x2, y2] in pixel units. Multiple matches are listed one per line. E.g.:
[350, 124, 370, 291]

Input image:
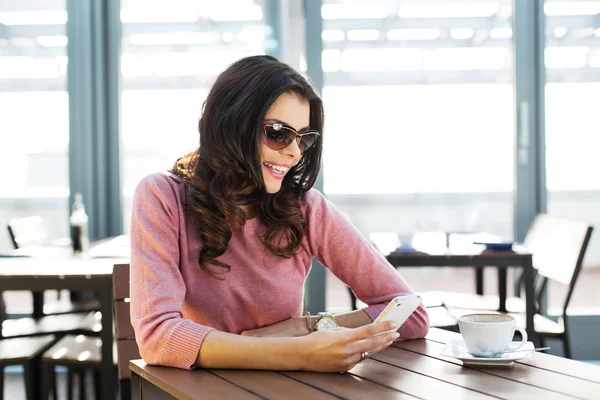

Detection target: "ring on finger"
[360, 351, 368, 361]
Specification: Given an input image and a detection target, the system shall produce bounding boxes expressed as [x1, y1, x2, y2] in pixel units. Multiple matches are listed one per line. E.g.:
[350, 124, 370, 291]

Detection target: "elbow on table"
[403, 305, 430, 340]
[417, 306, 430, 338]
[135, 335, 163, 366]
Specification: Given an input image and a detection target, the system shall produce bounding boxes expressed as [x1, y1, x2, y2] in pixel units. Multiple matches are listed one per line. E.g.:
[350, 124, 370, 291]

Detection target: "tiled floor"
[326, 266, 600, 314]
[4, 367, 96, 400]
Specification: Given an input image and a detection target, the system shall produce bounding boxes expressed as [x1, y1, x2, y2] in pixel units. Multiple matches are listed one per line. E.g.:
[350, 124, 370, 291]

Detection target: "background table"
[0, 257, 123, 400]
[386, 250, 536, 342]
[129, 327, 600, 399]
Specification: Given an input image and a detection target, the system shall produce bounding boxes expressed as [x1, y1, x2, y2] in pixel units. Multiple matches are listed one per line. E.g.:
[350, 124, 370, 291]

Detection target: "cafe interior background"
[1, 0, 599, 386]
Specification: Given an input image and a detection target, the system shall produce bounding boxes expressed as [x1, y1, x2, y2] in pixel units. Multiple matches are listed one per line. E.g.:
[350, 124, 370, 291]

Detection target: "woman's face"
[260, 92, 310, 194]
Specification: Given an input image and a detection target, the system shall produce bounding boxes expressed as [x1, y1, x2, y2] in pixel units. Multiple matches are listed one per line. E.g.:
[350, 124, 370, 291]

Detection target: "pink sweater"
[130, 173, 429, 369]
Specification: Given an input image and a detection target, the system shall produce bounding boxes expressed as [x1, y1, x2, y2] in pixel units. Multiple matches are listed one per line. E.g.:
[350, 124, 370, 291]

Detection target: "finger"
[348, 321, 399, 341]
[354, 330, 399, 353]
[351, 338, 394, 370]
[365, 338, 396, 358]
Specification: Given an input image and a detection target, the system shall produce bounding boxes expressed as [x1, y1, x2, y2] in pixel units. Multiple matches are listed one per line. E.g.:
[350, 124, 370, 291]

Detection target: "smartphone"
[373, 294, 422, 326]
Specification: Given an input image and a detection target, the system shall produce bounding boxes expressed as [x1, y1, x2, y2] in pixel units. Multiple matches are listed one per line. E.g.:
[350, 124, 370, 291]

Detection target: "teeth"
[264, 163, 288, 173]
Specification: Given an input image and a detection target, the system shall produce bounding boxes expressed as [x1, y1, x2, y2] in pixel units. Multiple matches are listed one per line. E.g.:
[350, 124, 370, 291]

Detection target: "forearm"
[328, 309, 373, 329]
[195, 330, 305, 370]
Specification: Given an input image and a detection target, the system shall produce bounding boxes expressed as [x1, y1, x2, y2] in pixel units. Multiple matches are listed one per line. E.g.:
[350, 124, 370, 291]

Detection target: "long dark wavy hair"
[170, 55, 324, 278]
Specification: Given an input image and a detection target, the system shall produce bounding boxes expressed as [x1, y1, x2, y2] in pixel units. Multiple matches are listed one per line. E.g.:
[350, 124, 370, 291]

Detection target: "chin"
[265, 183, 282, 194]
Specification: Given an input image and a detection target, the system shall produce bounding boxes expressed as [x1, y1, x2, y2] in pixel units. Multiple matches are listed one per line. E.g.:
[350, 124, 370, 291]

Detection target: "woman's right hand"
[298, 321, 400, 372]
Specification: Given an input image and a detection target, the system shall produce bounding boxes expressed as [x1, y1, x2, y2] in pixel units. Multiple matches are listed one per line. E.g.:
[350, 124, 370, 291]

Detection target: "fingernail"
[389, 322, 400, 329]
[392, 333, 400, 340]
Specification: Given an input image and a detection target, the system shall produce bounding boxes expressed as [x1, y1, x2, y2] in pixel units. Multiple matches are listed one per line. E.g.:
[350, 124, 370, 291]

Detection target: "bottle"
[70, 193, 90, 255]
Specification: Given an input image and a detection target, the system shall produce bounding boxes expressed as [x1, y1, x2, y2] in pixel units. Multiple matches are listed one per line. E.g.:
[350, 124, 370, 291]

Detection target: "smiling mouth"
[263, 162, 289, 179]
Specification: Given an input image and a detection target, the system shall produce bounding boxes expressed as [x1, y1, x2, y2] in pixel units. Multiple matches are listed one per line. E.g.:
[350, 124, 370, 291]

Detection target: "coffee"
[458, 314, 528, 357]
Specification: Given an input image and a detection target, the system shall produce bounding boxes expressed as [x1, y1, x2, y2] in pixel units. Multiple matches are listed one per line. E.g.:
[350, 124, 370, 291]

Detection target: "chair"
[0, 335, 56, 400]
[444, 215, 594, 358]
[440, 214, 560, 312]
[113, 263, 140, 400]
[7, 216, 48, 249]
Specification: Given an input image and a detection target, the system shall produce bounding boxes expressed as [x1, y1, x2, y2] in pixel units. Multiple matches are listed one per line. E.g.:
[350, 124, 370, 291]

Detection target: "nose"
[281, 137, 302, 161]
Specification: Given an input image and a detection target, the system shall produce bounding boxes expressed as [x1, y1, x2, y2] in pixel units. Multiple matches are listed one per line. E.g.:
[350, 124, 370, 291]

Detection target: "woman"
[130, 55, 429, 373]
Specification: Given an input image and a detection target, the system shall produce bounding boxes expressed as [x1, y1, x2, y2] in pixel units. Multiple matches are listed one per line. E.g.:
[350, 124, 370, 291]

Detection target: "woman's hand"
[241, 317, 307, 338]
[297, 321, 400, 372]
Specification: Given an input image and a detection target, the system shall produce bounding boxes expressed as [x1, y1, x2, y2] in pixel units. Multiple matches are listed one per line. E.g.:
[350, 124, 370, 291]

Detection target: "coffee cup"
[458, 313, 528, 357]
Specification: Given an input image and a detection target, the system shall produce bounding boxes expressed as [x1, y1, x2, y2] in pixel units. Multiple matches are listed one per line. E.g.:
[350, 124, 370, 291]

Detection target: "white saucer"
[440, 339, 535, 366]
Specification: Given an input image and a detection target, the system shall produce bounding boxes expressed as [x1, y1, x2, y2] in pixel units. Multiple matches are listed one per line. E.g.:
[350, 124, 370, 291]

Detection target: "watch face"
[316, 316, 338, 330]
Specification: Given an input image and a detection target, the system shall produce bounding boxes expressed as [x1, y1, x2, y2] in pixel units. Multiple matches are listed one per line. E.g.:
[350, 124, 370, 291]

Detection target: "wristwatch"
[314, 312, 339, 331]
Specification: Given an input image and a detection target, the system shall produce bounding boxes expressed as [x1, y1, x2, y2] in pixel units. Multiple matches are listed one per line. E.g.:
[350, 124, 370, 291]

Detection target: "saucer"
[440, 339, 535, 366]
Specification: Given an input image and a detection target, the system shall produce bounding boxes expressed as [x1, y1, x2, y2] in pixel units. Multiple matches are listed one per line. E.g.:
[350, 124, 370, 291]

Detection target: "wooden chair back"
[524, 214, 593, 314]
[7, 216, 48, 249]
[113, 263, 140, 381]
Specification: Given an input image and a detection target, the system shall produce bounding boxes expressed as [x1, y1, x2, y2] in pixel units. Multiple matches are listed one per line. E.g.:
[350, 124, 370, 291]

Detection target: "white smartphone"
[373, 294, 422, 326]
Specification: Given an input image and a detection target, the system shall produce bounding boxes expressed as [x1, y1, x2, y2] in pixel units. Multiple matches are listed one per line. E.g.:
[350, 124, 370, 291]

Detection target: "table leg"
[132, 373, 141, 399]
[498, 267, 507, 312]
[99, 280, 116, 400]
[33, 291, 44, 318]
[523, 257, 538, 345]
[476, 268, 484, 295]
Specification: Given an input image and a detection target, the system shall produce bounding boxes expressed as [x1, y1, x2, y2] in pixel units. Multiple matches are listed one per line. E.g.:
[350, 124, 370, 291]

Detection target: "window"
[120, 0, 277, 232]
[320, 0, 516, 310]
[321, 0, 515, 242]
[0, 0, 69, 251]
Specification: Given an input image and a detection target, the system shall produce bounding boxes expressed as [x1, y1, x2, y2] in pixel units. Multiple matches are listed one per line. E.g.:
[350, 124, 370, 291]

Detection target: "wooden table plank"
[130, 360, 260, 400]
[518, 355, 600, 384]
[208, 370, 338, 400]
[348, 356, 496, 399]
[395, 339, 600, 400]
[425, 328, 600, 384]
[281, 371, 418, 400]
[372, 345, 572, 400]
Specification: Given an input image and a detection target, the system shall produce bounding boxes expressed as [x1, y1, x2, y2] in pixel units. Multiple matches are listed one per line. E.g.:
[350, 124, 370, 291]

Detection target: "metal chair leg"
[562, 332, 573, 359]
[67, 369, 74, 400]
[23, 361, 34, 400]
[0, 367, 4, 400]
[41, 363, 52, 400]
[79, 369, 86, 400]
[94, 370, 101, 400]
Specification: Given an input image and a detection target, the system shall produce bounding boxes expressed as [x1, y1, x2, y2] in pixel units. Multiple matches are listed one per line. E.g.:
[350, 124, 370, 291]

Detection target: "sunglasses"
[263, 123, 320, 152]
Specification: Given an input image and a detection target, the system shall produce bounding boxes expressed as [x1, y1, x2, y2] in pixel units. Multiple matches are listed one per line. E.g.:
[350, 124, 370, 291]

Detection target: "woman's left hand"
[241, 317, 308, 338]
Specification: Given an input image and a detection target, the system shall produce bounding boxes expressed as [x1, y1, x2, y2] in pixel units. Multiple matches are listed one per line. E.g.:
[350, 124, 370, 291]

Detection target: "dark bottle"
[70, 193, 89, 255]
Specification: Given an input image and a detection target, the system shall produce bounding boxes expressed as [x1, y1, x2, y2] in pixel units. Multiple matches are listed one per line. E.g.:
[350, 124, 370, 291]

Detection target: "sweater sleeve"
[130, 173, 214, 369]
[302, 189, 429, 340]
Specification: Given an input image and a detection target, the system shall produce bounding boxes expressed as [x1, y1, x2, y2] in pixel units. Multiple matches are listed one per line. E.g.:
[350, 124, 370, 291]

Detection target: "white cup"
[458, 314, 528, 357]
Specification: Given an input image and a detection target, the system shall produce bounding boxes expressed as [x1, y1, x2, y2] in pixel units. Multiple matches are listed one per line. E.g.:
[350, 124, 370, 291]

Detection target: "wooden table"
[386, 249, 536, 343]
[129, 328, 600, 399]
[0, 256, 124, 400]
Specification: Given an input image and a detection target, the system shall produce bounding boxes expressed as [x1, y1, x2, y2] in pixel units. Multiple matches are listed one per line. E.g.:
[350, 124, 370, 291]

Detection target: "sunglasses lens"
[265, 126, 294, 150]
[300, 134, 318, 151]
